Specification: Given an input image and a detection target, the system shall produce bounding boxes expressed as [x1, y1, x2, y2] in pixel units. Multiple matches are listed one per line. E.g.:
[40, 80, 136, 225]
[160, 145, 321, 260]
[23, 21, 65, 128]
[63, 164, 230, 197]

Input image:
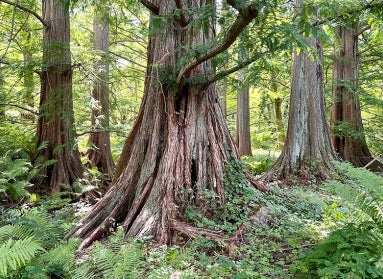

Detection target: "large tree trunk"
[65, 0, 263, 249]
[331, 24, 381, 171]
[263, 5, 335, 181]
[34, 0, 83, 194]
[87, 14, 115, 178]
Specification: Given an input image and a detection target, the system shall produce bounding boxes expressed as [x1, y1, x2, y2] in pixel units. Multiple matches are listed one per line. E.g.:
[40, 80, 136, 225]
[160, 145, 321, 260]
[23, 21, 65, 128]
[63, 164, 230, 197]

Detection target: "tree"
[65, 0, 264, 249]
[330, 23, 382, 170]
[270, 71, 285, 149]
[236, 36, 252, 156]
[34, 0, 83, 194]
[263, 0, 335, 181]
[87, 12, 115, 178]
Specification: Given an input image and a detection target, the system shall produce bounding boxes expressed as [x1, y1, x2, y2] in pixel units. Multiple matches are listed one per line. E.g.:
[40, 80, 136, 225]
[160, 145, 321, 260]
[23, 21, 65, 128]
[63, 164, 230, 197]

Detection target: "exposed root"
[172, 206, 270, 248]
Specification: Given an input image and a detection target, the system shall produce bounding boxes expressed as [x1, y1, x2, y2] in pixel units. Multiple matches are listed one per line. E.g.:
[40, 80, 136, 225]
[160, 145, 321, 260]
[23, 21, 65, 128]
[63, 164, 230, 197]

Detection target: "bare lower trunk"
[34, 0, 83, 194]
[236, 83, 252, 156]
[331, 25, 382, 171]
[87, 15, 115, 177]
[263, 13, 335, 181]
[65, 0, 264, 249]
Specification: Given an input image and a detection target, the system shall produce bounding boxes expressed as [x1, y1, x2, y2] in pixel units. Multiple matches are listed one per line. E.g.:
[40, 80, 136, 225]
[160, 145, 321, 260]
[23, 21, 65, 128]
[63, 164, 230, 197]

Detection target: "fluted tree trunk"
[34, 0, 83, 194]
[263, 0, 335, 181]
[331, 24, 381, 171]
[87, 14, 115, 177]
[65, 0, 263, 249]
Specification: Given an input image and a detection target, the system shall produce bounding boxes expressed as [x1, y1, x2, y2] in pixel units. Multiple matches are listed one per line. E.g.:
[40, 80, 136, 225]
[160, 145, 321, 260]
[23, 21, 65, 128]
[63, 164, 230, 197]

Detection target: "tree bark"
[236, 74, 252, 156]
[33, 0, 83, 194]
[270, 71, 285, 149]
[87, 14, 115, 178]
[263, 1, 335, 181]
[65, 0, 264, 249]
[236, 37, 252, 156]
[331, 24, 382, 171]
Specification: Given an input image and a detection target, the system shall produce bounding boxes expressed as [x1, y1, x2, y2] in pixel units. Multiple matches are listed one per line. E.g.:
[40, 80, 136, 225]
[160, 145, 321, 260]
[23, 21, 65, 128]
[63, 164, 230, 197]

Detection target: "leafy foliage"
[73, 228, 145, 279]
[0, 236, 44, 278]
[291, 162, 383, 279]
[0, 205, 79, 278]
[0, 154, 35, 202]
[291, 223, 383, 278]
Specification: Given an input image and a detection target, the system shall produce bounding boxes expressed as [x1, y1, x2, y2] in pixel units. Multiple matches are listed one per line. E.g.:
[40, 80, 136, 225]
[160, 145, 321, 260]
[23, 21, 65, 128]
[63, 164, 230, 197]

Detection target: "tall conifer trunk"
[66, 0, 263, 249]
[263, 0, 335, 181]
[331, 24, 381, 170]
[34, 0, 83, 194]
[87, 14, 115, 177]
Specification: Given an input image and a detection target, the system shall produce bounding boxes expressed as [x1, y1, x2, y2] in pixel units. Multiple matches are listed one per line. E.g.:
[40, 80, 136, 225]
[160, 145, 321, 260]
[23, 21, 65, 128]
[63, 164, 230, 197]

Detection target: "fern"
[73, 228, 145, 279]
[324, 161, 383, 229]
[0, 224, 35, 241]
[0, 236, 44, 277]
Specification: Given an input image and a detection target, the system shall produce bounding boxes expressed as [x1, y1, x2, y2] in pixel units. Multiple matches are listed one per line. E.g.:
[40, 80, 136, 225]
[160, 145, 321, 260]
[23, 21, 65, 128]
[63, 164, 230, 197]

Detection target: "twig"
[0, 0, 48, 27]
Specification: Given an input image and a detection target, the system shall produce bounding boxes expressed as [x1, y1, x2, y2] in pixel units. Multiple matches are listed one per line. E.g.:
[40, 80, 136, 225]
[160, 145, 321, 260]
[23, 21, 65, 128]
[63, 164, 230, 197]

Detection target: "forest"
[0, 0, 383, 278]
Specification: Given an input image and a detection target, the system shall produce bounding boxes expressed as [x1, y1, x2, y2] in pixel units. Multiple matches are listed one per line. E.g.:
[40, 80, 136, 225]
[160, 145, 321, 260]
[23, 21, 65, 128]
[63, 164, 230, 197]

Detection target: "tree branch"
[203, 52, 264, 86]
[139, 0, 159, 14]
[0, 0, 48, 27]
[0, 103, 38, 115]
[176, 0, 259, 91]
[110, 51, 146, 68]
[175, 0, 188, 26]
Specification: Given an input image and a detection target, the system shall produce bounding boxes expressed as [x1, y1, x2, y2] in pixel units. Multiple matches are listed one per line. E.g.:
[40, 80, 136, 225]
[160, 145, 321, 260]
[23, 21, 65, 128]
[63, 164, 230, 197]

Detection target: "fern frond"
[0, 224, 35, 242]
[37, 238, 80, 273]
[328, 162, 383, 230]
[0, 236, 44, 277]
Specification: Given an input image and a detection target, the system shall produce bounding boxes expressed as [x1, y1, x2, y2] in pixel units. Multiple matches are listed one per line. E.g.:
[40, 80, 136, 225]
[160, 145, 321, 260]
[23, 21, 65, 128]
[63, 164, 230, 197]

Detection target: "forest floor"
[1, 158, 382, 278]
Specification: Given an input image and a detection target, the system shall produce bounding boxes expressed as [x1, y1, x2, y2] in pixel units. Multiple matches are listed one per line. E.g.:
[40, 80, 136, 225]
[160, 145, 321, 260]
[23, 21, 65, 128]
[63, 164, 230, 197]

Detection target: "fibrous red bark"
[65, 0, 264, 249]
[34, 0, 83, 194]
[331, 24, 382, 171]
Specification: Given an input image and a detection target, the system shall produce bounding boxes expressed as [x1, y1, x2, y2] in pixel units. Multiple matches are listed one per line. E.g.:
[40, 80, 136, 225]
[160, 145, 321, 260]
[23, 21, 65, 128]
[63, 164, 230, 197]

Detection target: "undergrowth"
[1, 159, 382, 278]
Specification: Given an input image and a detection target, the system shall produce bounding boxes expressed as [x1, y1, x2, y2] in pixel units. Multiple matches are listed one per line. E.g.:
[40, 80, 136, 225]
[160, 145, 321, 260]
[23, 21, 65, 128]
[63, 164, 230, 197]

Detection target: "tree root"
[172, 206, 269, 251]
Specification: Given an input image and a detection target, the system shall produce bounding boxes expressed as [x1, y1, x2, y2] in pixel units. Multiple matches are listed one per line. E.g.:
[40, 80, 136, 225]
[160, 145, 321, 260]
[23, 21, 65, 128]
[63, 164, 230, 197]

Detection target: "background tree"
[65, 0, 264, 249]
[34, 0, 83, 194]
[236, 35, 252, 156]
[87, 10, 115, 178]
[331, 21, 382, 170]
[264, 0, 335, 181]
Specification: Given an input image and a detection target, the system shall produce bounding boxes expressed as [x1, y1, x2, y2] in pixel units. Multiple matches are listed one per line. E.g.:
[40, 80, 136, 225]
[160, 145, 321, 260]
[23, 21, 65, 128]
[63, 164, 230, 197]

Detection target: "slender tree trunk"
[87, 14, 115, 177]
[236, 34, 252, 156]
[0, 62, 4, 119]
[217, 81, 227, 117]
[22, 26, 34, 105]
[65, 0, 264, 249]
[270, 71, 285, 149]
[331, 24, 381, 170]
[263, 1, 335, 181]
[34, 0, 83, 194]
[236, 74, 252, 156]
